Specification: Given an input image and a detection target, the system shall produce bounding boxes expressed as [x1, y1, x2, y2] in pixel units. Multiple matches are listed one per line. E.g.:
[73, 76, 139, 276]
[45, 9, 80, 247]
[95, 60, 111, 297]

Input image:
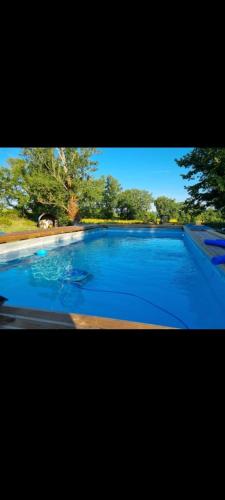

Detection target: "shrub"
[142, 212, 157, 223]
[57, 213, 72, 226]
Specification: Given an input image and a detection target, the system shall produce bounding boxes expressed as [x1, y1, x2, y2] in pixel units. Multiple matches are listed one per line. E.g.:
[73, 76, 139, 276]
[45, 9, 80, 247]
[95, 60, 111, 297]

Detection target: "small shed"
[38, 213, 58, 229]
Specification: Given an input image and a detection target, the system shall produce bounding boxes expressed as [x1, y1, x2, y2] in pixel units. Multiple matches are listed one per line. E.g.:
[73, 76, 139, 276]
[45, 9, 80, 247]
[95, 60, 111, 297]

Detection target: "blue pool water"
[1, 228, 225, 329]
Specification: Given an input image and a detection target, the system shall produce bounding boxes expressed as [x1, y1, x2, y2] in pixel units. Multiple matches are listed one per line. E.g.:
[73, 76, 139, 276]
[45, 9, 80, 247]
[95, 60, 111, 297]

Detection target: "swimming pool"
[1, 228, 225, 329]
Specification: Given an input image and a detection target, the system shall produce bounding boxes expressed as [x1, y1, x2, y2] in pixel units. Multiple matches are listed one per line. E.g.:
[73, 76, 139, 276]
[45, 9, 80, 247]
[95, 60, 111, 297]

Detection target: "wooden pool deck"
[0, 305, 175, 330]
[0, 224, 101, 245]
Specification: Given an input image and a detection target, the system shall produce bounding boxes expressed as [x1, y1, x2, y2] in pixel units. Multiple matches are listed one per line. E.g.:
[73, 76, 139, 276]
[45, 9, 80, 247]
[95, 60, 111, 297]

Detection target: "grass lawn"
[0, 216, 37, 233]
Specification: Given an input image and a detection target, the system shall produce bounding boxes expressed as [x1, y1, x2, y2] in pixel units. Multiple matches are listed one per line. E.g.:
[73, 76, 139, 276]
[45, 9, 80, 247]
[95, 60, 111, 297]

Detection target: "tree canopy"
[78, 177, 106, 218]
[176, 148, 225, 216]
[0, 151, 155, 223]
[117, 189, 153, 219]
[102, 175, 122, 218]
[0, 148, 99, 223]
[154, 196, 178, 223]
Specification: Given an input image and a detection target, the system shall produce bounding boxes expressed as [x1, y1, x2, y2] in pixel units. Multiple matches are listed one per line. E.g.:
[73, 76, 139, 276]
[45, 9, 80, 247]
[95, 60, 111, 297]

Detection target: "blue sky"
[0, 147, 193, 202]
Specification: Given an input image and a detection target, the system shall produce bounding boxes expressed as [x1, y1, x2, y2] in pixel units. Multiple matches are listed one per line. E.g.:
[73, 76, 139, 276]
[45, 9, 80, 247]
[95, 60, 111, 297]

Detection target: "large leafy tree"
[117, 189, 153, 220]
[175, 202, 193, 223]
[78, 176, 106, 218]
[0, 148, 99, 223]
[0, 158, 30, 214]
[175, 148, 225, 216]
[102, 175, 122, 218]
[154, 196, 178, 223]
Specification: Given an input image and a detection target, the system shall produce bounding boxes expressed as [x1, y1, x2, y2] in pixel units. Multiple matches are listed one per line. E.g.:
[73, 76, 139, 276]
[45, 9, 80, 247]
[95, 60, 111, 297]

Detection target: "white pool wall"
[0, 229, 105, 262]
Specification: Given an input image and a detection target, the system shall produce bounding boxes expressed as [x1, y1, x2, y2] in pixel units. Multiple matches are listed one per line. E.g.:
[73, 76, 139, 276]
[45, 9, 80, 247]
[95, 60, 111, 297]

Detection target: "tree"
[117, 189, 153, 220]
[78, 177, 106, 218]
[142, 211, 157, 223]
[199, 208, 223, 224]
[175, 148, 225, 216]
[102, 175, 122, 218]
[0, 158, 30, 215]
[175, 202, 193, 224]
[0, 148, 99, 224]
[154, 196, 178, 223]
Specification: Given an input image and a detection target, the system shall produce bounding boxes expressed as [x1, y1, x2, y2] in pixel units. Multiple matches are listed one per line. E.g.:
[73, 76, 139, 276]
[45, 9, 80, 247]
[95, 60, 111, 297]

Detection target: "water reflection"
[30, 253, 73, 283]
[29, 250, 93, 309]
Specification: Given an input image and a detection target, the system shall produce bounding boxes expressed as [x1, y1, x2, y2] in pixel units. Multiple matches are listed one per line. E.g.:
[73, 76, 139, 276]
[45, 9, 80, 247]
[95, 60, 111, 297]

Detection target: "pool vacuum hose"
[74, 283, 189, 329]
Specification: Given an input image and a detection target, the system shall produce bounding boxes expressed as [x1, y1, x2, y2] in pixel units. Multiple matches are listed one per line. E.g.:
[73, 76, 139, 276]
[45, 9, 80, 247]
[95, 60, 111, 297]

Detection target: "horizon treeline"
[0, 147, 224, 225]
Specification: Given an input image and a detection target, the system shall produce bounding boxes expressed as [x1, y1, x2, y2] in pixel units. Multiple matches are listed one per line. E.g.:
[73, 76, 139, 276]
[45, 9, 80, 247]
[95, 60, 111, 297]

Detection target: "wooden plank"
[68, 313, 175, 329]
[0, 225, 99, 245]
[0, 305, 176, 330]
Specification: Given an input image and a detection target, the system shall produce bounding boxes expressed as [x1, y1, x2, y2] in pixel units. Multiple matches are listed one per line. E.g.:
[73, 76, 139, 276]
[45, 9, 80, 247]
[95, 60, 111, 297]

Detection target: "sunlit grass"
[81, 218, 178, 224]
[0, 217, 37, 233]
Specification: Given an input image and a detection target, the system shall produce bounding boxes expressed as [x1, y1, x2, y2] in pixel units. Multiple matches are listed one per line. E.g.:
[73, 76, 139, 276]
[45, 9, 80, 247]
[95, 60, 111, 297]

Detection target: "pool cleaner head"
[70, 269, 90, 282]
[63, 269, 90, 284]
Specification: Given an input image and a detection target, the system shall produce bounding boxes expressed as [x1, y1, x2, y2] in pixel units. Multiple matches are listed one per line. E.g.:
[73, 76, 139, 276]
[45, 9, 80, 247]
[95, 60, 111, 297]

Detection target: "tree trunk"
[68, 195, 80, 223]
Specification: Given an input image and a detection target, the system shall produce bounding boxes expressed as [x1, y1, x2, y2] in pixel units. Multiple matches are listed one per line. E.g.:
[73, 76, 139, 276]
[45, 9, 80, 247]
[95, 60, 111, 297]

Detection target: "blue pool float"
[36, 249, 48, 256]
[204, 239, 225, 265]
[211, 255, 225, 265]
[204, 239, 225, 248]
